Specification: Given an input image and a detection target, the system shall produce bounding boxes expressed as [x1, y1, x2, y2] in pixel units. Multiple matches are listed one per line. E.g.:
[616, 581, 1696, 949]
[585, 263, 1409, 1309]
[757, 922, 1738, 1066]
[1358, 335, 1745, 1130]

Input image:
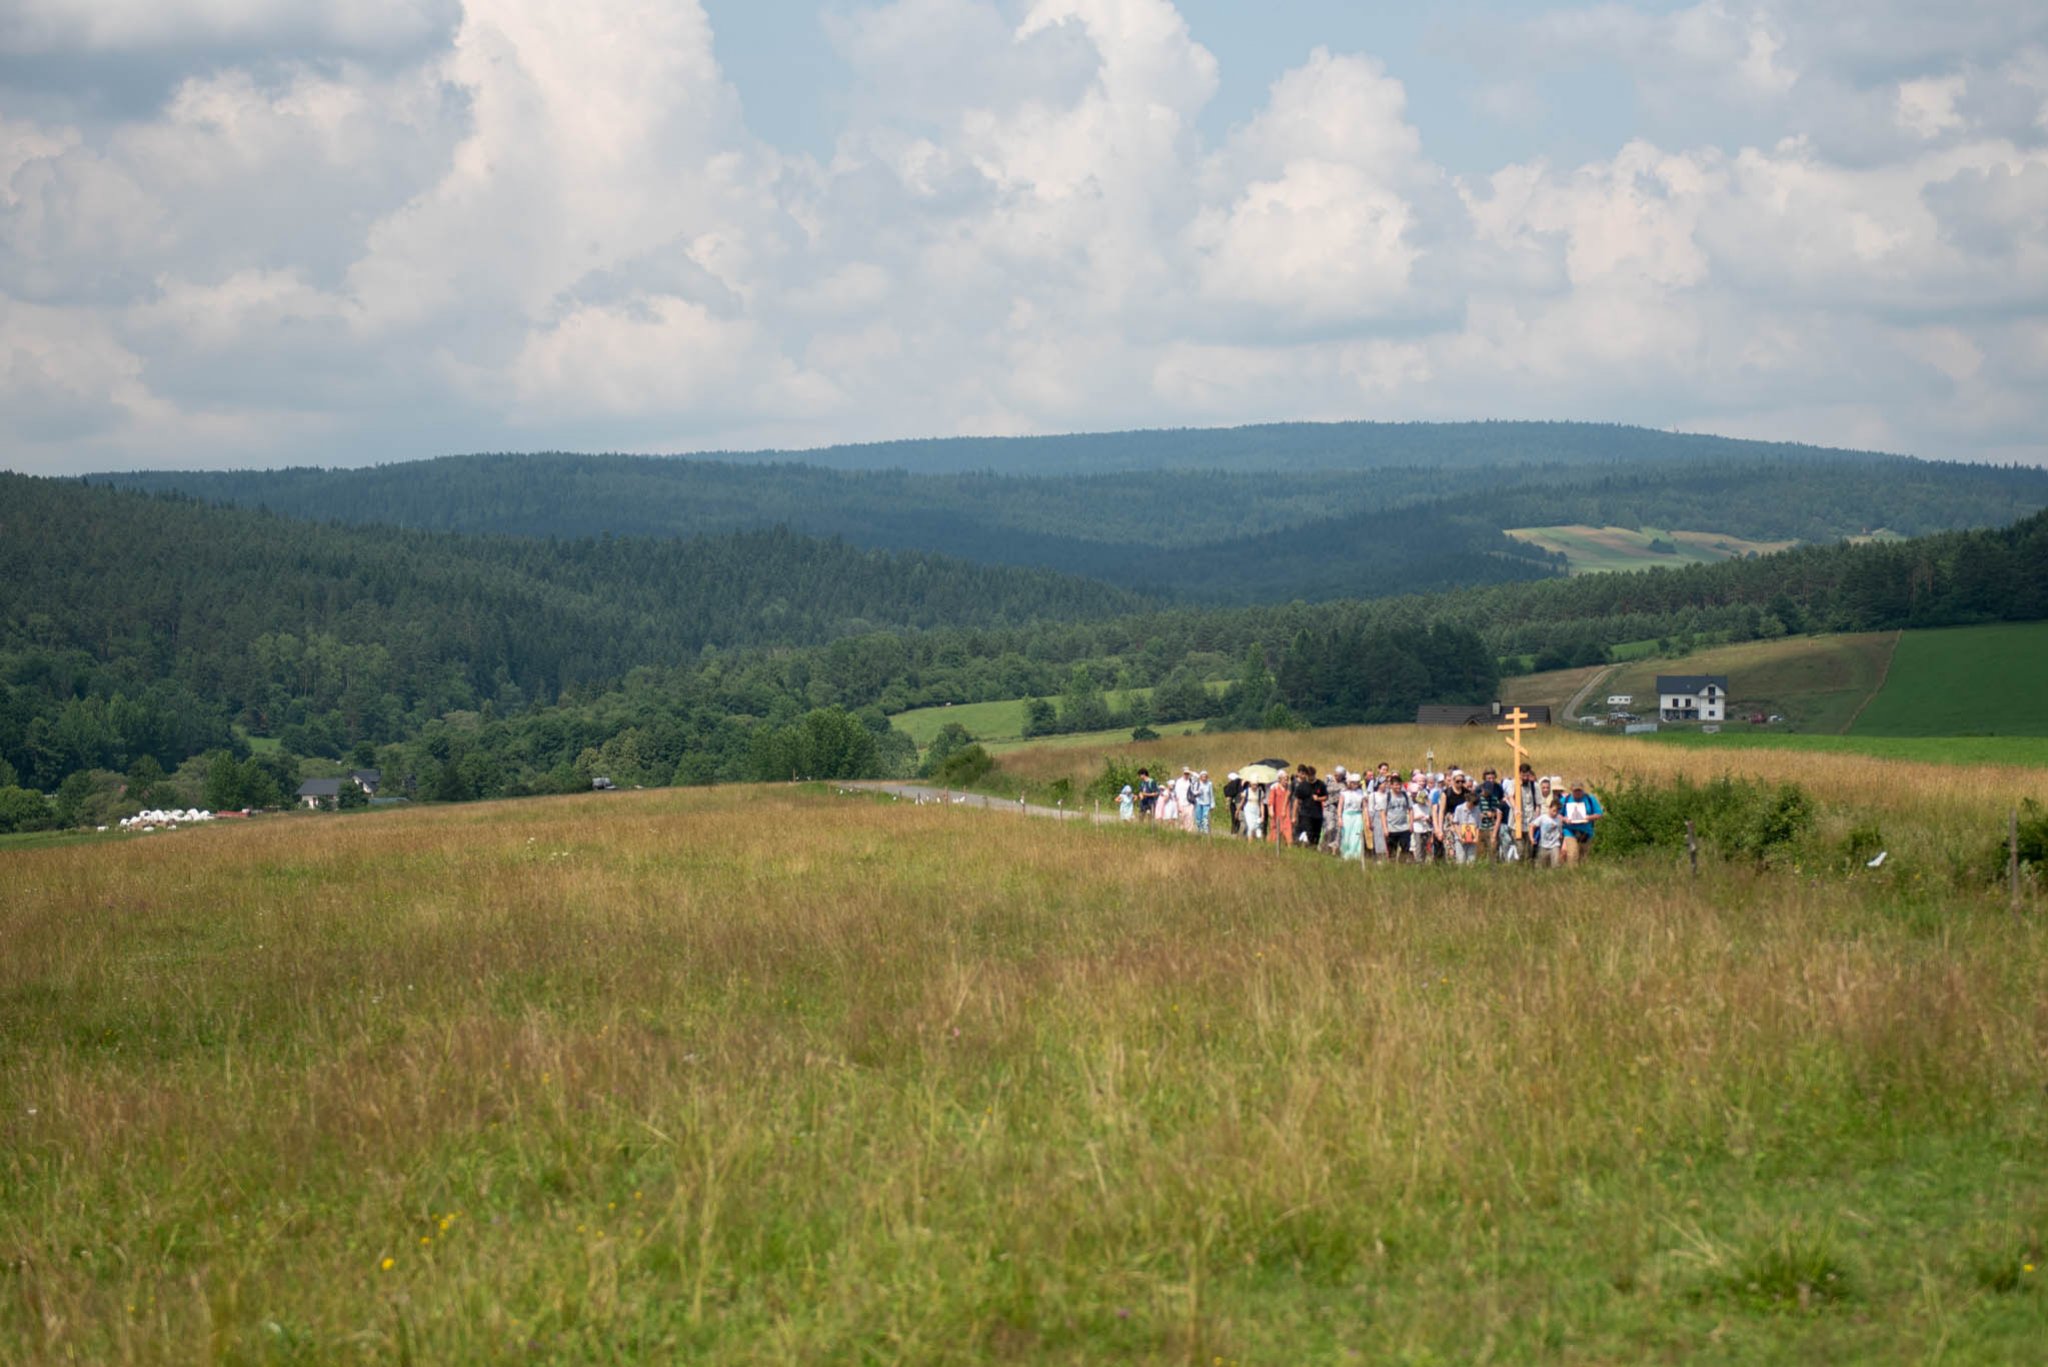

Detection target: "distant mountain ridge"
[99, 424, 2048, 605]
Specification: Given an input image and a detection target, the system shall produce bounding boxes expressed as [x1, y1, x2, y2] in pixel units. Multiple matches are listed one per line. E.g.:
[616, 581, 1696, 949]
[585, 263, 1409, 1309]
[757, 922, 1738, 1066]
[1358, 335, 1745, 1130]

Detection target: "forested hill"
[101, 446, 2048, 605]
[587, 420, 1914, 476]
[0, 474, 1143, 769]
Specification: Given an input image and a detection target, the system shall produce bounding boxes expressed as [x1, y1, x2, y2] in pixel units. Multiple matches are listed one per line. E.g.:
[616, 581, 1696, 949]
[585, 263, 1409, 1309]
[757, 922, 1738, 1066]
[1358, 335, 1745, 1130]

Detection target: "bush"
[1087, 756, 1145, 803]
[0, 785, 52, 834]
[1599, 774, 1815, 866]
[1131, 725, 1160, 741]
[930, 743, 995, 788]
[1985, 798, 2048, 884]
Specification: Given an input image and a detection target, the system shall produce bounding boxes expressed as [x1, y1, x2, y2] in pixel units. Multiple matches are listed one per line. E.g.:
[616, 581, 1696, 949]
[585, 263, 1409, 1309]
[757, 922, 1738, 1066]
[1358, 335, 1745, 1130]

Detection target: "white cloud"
[1897, 75, 1968, 140]
[0, 0, 2044, 473]
[0, 0, 455, 56]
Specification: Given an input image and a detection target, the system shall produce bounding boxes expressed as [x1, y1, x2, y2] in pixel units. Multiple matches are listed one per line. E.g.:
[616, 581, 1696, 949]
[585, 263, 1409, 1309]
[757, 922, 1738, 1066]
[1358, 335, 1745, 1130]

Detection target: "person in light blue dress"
[1117, 784, 1135, 822]
[1338, 773, 1366, 860]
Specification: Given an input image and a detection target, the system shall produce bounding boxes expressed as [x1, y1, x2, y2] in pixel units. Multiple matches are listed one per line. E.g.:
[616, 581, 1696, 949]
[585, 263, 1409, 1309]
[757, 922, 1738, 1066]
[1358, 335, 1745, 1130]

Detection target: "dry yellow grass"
[3, 784, 2045, 1361]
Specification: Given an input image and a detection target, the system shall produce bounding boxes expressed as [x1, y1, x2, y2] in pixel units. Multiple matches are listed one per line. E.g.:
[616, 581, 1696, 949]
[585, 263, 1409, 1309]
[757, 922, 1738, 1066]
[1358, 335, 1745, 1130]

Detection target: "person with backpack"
[1382, 776, 1414, 861]
[1223, 771, 1244, 836]
[1475, 768, 1508, 862]
[1560, 780, 1604, 863]
[1136, 769, 1159, 821]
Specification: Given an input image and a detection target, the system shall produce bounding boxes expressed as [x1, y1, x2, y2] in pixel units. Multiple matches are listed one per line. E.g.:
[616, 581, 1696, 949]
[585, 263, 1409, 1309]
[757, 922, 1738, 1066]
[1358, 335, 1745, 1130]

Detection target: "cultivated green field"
[892, 685, 1223, 749]
[4, 763, 2045, 1363]
[1643, 731, 2048, 768]
[1851, 622, 2048, 737]
[1506, 525, 1796, 575]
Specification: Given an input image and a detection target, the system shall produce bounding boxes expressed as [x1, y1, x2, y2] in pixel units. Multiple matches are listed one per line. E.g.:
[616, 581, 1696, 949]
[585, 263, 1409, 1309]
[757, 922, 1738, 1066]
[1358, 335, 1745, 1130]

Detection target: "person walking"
[1383, 776, 1414, 862]
[1533, 798, 1566, 867]
[1292, 766, 1326, 848]
[1194, 771, 1214, 834]
[1137, 769, 1159, 821]
[1117, 783, 1135, 822]
[1223, 771, 1244, 836]
[1338, 772, 1367, 860]
[1560, 780, 1604, 863]
[1320, 766, 1346, 852]
[1270, 775, 1292, 847]
[1450, 788, 1481, 865]
[1243, 781, 1266, 841]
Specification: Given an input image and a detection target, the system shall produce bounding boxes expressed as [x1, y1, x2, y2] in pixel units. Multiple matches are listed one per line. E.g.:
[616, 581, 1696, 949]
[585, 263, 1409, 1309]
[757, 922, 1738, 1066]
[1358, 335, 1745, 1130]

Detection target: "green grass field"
[1507, 526, 1795, 575]
[5, 757, 2044, 1362]
[893, 685, 1223, 749]
[1851, 622, 2048, 737]
[1642, 731, 2048, 768]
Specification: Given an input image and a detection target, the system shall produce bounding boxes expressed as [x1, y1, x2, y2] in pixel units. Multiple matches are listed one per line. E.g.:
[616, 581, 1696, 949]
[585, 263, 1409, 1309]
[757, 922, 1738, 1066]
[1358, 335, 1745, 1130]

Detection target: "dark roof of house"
[1415, 704, 1551, 727]
[350, 769, 381, 785]
[297, 778, 343, 797]
[1657, 675, 1729, 693]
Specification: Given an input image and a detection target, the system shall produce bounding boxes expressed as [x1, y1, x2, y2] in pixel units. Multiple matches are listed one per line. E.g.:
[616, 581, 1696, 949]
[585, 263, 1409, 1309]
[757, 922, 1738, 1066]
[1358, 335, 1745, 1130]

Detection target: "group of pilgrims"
[1116, 760, 1606, 865]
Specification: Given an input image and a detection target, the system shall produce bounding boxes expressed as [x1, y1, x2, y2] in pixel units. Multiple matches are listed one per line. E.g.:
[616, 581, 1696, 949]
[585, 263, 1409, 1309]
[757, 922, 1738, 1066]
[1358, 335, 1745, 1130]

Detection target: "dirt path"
[1839, 629, 1905, 735]
[1561, 663, 1617, 725]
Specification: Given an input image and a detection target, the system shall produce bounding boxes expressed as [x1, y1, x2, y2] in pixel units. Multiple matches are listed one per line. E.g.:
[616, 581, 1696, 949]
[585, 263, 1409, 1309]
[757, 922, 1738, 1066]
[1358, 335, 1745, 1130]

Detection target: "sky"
[1, 0, 2044, 475]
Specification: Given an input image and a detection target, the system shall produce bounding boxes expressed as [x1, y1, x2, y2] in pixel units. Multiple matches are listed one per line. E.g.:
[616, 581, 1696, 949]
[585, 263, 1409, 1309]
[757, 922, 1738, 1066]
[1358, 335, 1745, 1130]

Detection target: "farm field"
[1596, 633, 1899, 734]
[3, 761, 2044, 1364]
[1642, 731, 2048, 768]
[1850, 622, 2048, 737]
[1506, 525, 1797, 575]
[892, 684, 1222, 749]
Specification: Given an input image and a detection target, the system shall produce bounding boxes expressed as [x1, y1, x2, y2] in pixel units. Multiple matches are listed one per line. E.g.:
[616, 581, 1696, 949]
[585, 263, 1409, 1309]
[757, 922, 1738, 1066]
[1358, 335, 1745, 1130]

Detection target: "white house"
[1657, 675, 1728, 723]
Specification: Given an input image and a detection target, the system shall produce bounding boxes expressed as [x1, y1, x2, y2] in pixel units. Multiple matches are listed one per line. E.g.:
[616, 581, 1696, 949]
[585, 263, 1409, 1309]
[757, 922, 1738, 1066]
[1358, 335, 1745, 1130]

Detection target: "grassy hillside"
[1591, 634, 1898, 734]
[1507, 525, 1796, 574]
[1851, 622, 2048, 737]
[5, 769, 2043, 1361]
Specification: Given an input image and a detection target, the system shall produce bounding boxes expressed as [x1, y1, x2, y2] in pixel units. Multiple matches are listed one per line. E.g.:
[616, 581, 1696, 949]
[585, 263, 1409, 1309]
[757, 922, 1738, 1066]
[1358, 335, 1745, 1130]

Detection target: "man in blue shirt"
[1560, 780, 1604, 864]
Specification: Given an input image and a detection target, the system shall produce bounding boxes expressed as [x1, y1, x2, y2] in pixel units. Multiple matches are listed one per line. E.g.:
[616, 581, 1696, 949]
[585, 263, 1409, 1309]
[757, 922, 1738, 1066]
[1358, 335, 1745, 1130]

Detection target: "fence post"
[2014, 807, 2023, 913]
[1686, 819, 1698, 878]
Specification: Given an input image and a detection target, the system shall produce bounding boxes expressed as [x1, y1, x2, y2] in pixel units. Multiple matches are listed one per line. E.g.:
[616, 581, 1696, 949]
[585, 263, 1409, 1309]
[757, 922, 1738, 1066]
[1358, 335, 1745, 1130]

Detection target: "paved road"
[843, 781, 1117, 824]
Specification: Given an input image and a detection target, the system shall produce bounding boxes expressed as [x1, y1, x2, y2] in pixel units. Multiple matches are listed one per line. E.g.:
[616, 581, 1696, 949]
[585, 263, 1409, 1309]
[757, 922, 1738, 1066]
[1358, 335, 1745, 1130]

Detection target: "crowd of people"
[1117, 761, 1605, 866]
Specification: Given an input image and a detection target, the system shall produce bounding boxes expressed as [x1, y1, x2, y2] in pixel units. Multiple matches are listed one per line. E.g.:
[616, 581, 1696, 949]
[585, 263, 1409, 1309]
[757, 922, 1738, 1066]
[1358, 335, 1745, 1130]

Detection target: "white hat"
[1227, 771, 1239, 780]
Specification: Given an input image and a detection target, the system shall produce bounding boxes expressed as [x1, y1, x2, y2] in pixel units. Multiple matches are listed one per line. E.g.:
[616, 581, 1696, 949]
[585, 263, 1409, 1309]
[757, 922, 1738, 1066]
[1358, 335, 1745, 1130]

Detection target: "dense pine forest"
[106, 433, 2048, 603]
[5, 456, 2047, 827]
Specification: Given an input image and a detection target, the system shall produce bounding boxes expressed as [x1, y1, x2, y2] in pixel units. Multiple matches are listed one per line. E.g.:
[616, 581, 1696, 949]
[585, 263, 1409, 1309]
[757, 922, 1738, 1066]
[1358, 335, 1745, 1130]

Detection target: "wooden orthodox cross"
[1496, 707, 1540, 840]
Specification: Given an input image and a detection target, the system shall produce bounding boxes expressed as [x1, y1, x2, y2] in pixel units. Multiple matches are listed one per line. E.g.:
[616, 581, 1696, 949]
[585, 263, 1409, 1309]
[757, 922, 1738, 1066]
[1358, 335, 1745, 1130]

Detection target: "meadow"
[1505, 526, 1796, 575]
[4, 724, 2046, 1363]
[1595, 634, 1899, 735]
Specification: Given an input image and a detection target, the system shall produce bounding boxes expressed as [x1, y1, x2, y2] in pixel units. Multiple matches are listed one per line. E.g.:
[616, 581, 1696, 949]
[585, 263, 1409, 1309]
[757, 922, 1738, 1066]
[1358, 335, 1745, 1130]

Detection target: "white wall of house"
[1659, 686, 1726, 722]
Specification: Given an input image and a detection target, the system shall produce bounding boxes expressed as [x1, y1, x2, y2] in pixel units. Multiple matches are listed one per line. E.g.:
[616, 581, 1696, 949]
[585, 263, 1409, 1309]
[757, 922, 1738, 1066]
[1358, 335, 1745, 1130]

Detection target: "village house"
[349, 768, 380, 796]
[296, 778, 343, 810]
[1657, 674, 1729, 723]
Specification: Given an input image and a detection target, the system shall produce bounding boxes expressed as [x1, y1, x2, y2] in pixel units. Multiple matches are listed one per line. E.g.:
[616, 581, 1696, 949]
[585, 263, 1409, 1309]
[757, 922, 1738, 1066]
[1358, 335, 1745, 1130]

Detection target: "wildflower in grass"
[380, 1258, 395, 1272]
